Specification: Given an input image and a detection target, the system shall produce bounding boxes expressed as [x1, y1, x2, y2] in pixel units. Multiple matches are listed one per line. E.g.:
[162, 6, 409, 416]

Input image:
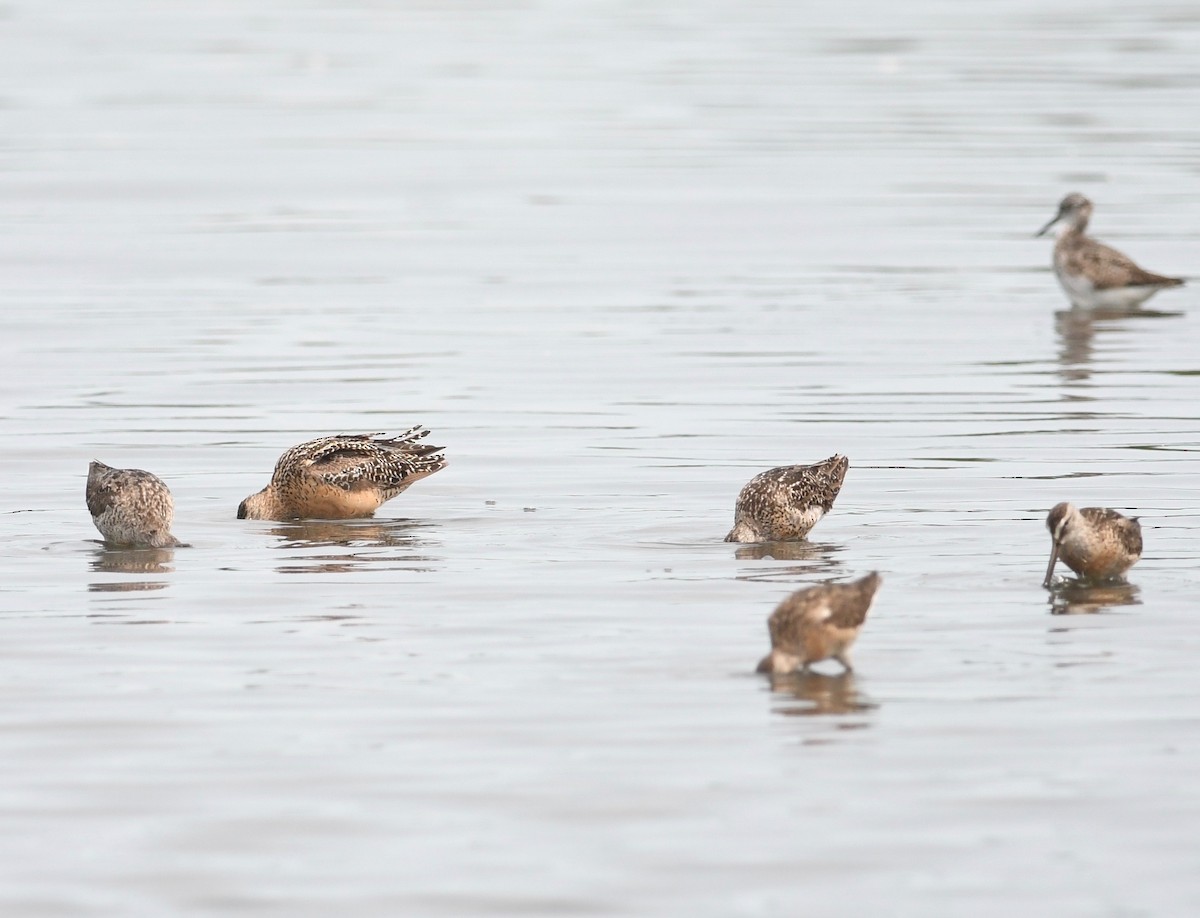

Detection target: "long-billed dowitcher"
[725, 454, 848, 543]
[1036, 193, 1184, 309]
[86, 460, 181, 548]
[756, 572, 882, 675]
[237, 427, 446, 521]
[1043, 502, 1142, 588]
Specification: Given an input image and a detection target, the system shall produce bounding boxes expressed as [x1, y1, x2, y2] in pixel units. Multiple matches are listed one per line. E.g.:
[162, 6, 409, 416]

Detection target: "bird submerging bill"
[86, 460, 181, 548]
[1036, 192, 1185, 309]
[725, 454, 848, 543]
[757, 572, 882, 675]
[1043, 502, 1143, 588]
[237, 427, 446, 521]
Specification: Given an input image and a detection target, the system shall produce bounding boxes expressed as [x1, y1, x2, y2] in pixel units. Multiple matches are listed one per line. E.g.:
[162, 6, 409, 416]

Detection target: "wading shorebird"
[756, 572, 882, 675]
[237, 427, 446, 521]
[1036, 193, 1185, 309]
[86, 460, 181, 548]
[725, 454, 848, 543]
[1043, 502, 1142, 588]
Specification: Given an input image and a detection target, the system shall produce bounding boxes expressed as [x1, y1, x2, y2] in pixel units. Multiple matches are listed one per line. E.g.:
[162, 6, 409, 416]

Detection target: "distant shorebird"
[756, 572, 882, 675]
[86, 460, 181, 548]
[1043, 502, 1142, 588]
[1036, 193, 1184, 309]
[237, 427, 446, 521]
[725, 454, 848, 543]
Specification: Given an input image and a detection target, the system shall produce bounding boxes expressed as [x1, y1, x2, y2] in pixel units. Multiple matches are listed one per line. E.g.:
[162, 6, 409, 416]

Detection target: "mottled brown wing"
[1075, 240, 1182, 290]
[313, 431, 444, 491]
[767, 590, 821, 648]
[270, 436, 354, 484]
[85, 479, 114, 517]
[1080, 508, 1143, 558]
[780, 455, 848, 512]
[1121, 521, 1144, 558]
[823, 573, 882, 630]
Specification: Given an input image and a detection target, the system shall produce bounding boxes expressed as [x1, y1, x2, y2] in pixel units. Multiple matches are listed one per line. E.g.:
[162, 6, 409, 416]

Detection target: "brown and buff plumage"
[725, 454, 848, 543]
[1036, 193, 1184, 309]
[237, 427, 446, 521]
[1043, 502, 1142, 588]
[756, 572, 882, 675]
[86, 460, 181, 548]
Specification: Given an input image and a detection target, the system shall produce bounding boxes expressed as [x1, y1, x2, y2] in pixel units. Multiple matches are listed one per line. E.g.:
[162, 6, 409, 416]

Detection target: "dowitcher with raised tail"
[1036, 193, 1184, 309]
[1043, 502, 1142, 588]
[237, 427, 446, 521]
[725, 454, 848, 543]
[756, 572, 882, 675]
[86, 460, 181, 548]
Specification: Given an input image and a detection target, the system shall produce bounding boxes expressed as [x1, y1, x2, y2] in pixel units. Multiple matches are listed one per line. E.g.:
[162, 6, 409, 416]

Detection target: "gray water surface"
[2, 1, 1200, 915]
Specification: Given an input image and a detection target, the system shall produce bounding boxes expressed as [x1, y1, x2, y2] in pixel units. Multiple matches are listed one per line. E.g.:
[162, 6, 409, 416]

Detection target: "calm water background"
[2, 1, 1199, 914]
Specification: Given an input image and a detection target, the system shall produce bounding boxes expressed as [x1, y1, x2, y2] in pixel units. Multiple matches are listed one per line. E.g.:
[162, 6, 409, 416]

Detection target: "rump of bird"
[757, 571, 882, 675]
[725, 454, 849, 543]
[86, 460, 181, 548]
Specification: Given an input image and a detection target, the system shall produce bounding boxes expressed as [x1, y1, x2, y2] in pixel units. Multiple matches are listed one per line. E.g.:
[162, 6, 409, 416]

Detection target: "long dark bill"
[1034, 212, 1061, 238]
[1043, 541, 1061, 588]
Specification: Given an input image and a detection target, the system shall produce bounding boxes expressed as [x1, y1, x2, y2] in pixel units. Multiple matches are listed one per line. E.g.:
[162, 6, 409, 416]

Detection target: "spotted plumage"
[756, 572, 882, 675]
[86, 460, 181, 548]
[237, 427, 446, 521]
[1043, 502, 1142, 587]
[725, 454, 848, 543]
[1036, 193, 1184, 309]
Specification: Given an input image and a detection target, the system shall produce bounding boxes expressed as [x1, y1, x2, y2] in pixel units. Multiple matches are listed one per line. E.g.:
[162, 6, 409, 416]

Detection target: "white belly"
[1056, 266, 1160, 309]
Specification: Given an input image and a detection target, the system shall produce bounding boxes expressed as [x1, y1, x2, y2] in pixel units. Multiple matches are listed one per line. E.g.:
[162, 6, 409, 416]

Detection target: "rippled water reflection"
[765, 671, 878, 718]
[1047, 578, 1142, 615]
[2, 0, 1200, 914]
[88, 545, 176, 592]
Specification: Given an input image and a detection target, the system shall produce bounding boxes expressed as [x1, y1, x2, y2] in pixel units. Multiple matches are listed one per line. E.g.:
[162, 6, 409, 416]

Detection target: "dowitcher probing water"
[756, 572, 882, 675]
[1043, 502, 1142, 588]
[237, 427, 446, 521]
[1036, 193, 1185, 309]
[725, 454, 848, 543]
[86, 460, 181, 548]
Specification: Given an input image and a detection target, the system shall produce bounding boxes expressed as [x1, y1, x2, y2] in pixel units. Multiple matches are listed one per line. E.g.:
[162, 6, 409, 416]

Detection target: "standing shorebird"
[1043, 502, 1142, 588]
[1036, 193, 1185, 309]
[756, 572, 882, 675]
[86, 460, 181, 548]
[725, 454, 848, 543]
[237, 427, 446, 521]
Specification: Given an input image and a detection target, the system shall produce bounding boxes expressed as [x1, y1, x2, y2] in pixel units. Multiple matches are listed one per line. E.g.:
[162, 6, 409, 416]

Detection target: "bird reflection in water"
[1048, 579, 1141, 615]
[1056, 306, 1181, 385]
[267, 518, 440, 574]
[734, 540, 843, 582]
[765, 671, 876, 719]
[88, 545, 174, 593]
